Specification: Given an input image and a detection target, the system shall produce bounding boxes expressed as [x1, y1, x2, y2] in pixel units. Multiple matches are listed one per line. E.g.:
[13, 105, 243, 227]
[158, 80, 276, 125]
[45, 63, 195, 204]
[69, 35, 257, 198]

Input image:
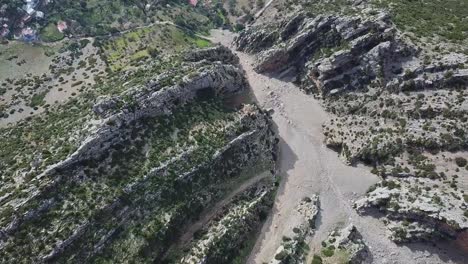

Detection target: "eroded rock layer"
[0, 46, 278, 263]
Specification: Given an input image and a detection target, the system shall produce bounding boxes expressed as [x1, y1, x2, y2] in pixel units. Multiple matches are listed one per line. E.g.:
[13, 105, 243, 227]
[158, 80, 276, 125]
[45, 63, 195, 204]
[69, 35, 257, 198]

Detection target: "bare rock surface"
[356, 177, 468, 243]
[318, 224, 370, 264]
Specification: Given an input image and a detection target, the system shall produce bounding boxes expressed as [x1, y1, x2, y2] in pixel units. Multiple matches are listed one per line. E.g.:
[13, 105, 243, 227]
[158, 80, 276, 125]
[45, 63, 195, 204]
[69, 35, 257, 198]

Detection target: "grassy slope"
[38, 0, 224, 38]
[101, 24, 212, 71]
[373, 0, 468, 42]
[299, 0, 467, 49]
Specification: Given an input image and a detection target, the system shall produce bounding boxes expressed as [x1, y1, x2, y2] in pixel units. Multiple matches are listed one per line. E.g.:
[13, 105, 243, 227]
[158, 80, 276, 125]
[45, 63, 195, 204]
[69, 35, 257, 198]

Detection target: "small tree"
[455, 157, 467, 167]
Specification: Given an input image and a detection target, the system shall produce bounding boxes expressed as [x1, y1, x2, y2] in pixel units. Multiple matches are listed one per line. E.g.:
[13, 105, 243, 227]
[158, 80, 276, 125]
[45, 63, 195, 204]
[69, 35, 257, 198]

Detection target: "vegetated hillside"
[0, 0, 228, 41]
[0, 21, 218, 124]
[0, 0, 226, 124]
[38, 0, 223, 36]
[235, 0, 468, 247]
[0, 44, 278, 263]
[0, 1, 279, 263]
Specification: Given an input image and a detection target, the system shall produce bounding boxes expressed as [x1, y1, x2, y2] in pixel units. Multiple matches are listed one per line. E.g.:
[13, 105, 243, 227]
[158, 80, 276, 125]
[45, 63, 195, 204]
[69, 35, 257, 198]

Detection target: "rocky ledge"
[235, 11, 467, 96]
[355, 177, 468, 243]
[179, 177, 276, 264]
[271, 195, 320, 264]
[312, 224, 370, 264]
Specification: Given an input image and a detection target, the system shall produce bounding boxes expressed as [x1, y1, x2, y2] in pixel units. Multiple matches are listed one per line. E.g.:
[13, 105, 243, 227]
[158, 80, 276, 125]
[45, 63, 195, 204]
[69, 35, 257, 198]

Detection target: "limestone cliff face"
[65, 46, 250, 170]
[235, 11, 414, 94]
[355, 177, 468, 243]
[233, 7, 468, 245]
[0, 46, 278, 263]
[235, 11, 468, 96]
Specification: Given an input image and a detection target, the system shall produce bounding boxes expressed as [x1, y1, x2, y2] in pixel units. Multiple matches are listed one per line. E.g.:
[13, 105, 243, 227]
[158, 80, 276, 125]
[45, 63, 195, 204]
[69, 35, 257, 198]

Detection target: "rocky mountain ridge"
[0, 46, 279, 263]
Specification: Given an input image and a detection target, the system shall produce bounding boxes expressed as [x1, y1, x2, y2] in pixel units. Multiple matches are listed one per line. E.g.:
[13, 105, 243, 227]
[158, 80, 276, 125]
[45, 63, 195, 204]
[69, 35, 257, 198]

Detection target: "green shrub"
[194, 38, 211, 48]
[312, 254, 323, 264]
[373, 0, 468, 43]
[322, 246, 335, 257]
[274, 250, 288, 260]
[30, 91, 47, 107]
[455, 157, 467, 167]
[40, 23, 64, 42]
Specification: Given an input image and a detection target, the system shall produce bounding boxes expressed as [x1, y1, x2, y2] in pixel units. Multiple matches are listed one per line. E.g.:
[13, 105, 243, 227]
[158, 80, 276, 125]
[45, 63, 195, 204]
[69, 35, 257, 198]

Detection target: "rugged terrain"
[211, 28, 467, 263]
[0, 1, 282, 262]
[0, 43, 278, 263]
[231, 0, 468, 260]
[1, 0, 468, 263]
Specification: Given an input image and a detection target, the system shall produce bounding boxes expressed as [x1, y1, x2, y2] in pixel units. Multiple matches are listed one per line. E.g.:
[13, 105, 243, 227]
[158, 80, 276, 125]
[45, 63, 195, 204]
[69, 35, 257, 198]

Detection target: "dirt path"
[176, 171, 271, 246]
[208, 29, 466, 264]
[254, 0, 275, 19]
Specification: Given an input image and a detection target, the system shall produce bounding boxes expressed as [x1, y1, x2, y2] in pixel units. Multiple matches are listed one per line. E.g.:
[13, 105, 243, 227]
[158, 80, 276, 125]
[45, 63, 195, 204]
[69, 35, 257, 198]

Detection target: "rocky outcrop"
[76, 64, 246, 160]
[43, 105, 277, 263]
[235, 10, 468, 97]
[270, 195, 320, 264]
[184, 45, 240, 65]
[180, 178, 276, 264]
[355, 177, 468, 243]
[319, 224, 370, 264]
[235, 28, 279, 54]
[0, 47, 250, 236]
[92, 96, 123, 118]
[235, 11, 419, 95]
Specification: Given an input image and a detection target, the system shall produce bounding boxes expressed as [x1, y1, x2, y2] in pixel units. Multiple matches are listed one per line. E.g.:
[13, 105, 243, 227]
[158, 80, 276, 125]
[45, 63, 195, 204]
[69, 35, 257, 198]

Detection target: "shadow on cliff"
[244, 136, 298, 264]
[361, 209, 468, 263]
[401, 239, 468, 263]
[262, 67, 299, 84]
